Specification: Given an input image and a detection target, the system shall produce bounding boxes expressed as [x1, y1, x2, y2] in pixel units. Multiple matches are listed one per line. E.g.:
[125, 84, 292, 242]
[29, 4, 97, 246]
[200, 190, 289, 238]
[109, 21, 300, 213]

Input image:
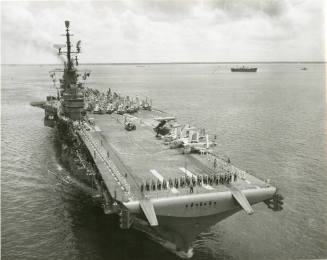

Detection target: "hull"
[132, 209, 239, 257]
[124, 187, 276, 255]
[54, 119, 94, 186]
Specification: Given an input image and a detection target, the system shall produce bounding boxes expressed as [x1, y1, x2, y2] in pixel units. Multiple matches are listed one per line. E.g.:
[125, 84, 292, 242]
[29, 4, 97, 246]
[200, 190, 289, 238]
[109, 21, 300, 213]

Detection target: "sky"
[1, 0, 326, 64]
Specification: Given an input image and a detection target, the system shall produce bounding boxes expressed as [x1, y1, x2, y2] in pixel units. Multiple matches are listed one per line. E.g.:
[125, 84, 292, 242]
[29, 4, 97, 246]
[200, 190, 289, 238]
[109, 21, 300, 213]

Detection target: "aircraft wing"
[154, 116, 176, 121]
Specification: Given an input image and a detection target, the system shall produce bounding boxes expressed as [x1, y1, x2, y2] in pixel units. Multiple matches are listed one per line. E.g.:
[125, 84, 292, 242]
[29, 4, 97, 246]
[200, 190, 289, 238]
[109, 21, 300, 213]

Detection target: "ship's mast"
[65, 20, 72, 70]
[50, 21, 90, 93]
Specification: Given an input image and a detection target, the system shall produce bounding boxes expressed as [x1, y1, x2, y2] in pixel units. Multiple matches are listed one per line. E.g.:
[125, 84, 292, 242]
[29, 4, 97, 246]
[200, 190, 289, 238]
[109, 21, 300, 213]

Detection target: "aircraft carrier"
[31, 21, 283, 258]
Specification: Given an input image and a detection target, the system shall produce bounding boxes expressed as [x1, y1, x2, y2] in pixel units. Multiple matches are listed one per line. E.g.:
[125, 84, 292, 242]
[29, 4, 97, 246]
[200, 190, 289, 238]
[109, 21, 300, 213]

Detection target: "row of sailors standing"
[140, 171, 238, 192]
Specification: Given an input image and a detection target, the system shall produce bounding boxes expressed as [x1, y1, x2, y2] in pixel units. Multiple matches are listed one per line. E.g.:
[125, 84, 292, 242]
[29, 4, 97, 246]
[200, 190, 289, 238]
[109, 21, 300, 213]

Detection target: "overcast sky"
[1, 0, 326, 64]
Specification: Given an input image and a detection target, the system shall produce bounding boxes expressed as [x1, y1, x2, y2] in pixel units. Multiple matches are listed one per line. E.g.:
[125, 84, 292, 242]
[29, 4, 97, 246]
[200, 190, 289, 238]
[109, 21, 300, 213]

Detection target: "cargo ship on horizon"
[31, 21, 283, 258]
[231, 66, 258, 72]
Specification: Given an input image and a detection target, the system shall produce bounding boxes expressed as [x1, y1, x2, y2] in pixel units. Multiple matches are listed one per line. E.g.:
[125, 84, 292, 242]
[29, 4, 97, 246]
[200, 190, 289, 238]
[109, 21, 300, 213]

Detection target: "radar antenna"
[53, 21, 82, 70]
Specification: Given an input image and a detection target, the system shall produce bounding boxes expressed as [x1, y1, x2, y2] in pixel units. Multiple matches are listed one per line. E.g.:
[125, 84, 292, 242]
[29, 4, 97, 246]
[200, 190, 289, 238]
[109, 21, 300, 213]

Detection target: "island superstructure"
[31, 21, 283, 258]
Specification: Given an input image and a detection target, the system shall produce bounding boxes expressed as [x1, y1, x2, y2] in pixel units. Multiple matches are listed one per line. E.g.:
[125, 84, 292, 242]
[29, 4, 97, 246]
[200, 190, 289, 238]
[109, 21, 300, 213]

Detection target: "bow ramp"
[140, 199, 158, 226]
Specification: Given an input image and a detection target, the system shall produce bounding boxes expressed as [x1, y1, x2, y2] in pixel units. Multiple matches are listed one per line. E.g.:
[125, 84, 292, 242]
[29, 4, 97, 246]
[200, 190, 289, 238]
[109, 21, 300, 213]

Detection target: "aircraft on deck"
[153, 117, 177, 136]
[182, 131, 211, 153]
[153, 119, 216, 153]
[177, 126, 216, 153]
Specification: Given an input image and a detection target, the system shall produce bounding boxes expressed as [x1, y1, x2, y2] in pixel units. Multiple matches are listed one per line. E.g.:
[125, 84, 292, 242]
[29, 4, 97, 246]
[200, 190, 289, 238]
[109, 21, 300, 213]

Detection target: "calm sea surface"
[2, 63, 327, 260]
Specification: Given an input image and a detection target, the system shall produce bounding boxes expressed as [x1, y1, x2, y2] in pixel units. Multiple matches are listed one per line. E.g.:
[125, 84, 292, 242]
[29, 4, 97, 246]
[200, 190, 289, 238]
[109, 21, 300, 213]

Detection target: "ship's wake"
[47, 167, 95, 196]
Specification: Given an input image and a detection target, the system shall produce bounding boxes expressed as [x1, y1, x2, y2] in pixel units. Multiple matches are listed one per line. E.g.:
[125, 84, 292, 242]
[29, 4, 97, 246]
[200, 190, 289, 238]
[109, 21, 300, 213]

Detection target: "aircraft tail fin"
[177, 127, 181, 138]
[188, 131, 194, 143]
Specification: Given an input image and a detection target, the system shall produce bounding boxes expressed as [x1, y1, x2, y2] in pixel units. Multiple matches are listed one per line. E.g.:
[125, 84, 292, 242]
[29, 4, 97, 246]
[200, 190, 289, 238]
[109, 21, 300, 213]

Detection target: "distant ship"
[231, 66, 257, 72]
[301, 67, 307, 70]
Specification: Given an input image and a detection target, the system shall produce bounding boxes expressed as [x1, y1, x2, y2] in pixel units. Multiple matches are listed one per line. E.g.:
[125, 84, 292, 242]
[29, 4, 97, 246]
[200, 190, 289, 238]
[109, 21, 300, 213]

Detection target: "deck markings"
[150, 169, 179, 194]
[179, 167, 214, 190]
[150, 169, 164, 183]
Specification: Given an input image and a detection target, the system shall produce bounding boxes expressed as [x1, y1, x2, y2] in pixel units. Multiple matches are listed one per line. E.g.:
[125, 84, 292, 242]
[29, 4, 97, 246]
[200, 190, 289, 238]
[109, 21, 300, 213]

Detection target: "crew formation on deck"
[140, 170, 238, 193]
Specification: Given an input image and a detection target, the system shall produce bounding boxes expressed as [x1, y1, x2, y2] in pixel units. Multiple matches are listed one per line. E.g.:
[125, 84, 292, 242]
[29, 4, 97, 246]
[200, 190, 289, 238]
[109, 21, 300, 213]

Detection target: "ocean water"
[2, 63, 327, 260]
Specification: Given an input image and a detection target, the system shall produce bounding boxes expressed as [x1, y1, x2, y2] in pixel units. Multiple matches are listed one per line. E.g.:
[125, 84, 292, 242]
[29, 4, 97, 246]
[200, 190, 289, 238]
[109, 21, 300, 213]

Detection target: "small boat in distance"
[231, 66, 257, 72]
[301, 67, 307, 70]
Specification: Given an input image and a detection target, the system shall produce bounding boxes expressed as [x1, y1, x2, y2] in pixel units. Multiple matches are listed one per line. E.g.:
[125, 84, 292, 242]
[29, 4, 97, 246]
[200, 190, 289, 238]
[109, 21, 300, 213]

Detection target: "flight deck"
[77, 110, 271, 203]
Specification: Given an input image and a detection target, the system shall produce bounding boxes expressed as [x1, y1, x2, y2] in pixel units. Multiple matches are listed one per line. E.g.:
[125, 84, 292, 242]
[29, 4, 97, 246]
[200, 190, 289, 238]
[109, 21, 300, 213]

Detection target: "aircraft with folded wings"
[153, 118, 216, 153]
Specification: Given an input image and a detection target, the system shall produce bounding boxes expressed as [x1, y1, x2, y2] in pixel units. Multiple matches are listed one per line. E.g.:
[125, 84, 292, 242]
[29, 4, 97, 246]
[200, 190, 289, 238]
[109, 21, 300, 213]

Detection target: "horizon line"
[2, 61, 326, 66]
